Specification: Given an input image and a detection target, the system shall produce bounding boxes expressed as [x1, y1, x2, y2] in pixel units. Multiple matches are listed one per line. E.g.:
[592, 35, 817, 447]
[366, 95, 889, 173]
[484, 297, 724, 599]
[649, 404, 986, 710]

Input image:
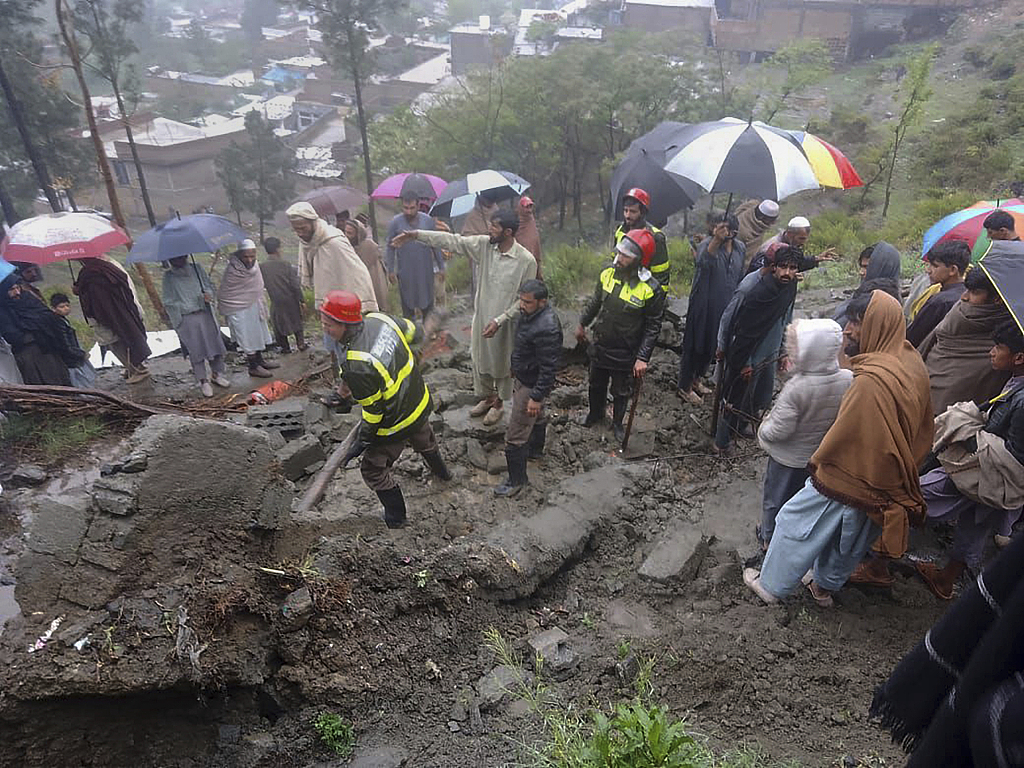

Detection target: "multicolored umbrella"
[0, 212, 129, 265]
[663, 118, 818, 202]
[371, 172, 447, 200]
[297, 185, 368, 218]
[430, 170, 531, 218]
[978, 239, 1024, 333]
[610, 121, 702, 224]
[787, 131, 862, 189]
[922, 199, 1024, 261]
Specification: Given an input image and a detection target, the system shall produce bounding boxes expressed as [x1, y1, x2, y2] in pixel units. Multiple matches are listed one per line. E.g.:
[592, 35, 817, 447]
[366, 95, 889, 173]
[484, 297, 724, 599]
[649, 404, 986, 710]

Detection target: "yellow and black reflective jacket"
[580, 265, 665, 370]
[339, 313, 431, 443]
[614, 221, 670, 286]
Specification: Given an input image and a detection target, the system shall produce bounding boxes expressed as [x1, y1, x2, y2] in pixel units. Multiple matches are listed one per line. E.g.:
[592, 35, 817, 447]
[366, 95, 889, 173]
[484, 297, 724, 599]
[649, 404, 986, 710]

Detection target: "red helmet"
[617, 228, 657, 267]
[320, 290, 362, 323]
[623, 187, 650, 211]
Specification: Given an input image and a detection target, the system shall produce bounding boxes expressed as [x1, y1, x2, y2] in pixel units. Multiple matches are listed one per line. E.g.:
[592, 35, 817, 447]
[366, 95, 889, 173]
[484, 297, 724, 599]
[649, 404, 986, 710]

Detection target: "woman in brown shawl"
[744, 291, 933, 606]
[74, 257, 151, 382]
[344, 219, 389, 313]
[920, 267, 1012, 415]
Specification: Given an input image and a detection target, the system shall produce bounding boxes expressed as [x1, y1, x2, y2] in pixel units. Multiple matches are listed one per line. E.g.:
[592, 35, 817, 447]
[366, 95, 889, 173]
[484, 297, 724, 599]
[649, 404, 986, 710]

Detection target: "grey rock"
[439, 406, 505, 442]
[582, 450, 608, 471]
[10, 464, 46, 487]
[27, 495, 91, 562]
[263, 429, 287, 450]
[304, 400, 329, 429]
[465, 439, 488, 470]
[486, 451, 506, 476]
[280, 586, 314, 631]
[218, 724, 241, 744]
[348, 746, 408, 768]
[275, 435, 327, 481]
[476, 664, 520, 709]
[638, 527, 709, 585]
[119, 452, 148, 473]
[529, 626, 577, 673]
[91, 474, 139, 517]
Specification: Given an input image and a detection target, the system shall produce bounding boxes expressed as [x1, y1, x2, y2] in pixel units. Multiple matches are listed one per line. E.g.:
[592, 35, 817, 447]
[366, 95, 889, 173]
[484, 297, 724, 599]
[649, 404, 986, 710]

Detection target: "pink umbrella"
[371, 172, 447, 200]
[1, 212, 129, 265]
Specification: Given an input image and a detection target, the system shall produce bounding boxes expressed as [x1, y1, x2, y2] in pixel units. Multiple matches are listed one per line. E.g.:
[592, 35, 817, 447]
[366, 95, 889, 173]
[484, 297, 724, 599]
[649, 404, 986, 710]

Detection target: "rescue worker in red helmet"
[320, 290, 451, 529]
[576, 229, 666, 442]
[614, 187, 671, 287]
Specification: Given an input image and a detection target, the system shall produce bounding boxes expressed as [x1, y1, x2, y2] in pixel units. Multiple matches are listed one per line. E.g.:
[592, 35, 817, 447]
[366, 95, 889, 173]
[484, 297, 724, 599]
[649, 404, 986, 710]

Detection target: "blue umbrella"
[126, 214, 249, 263]
[0, 257, 15, 282]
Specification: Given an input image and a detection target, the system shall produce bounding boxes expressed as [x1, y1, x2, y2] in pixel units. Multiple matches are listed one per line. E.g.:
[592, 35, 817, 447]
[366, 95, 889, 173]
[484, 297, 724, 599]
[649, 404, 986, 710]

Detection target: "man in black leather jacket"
[495, 279, 563, 497]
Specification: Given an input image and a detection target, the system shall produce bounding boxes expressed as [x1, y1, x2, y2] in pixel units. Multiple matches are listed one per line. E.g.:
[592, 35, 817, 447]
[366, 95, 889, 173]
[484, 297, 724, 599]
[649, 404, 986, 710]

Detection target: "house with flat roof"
[449, 17, 513, 76]
[622, 0, 716, 41]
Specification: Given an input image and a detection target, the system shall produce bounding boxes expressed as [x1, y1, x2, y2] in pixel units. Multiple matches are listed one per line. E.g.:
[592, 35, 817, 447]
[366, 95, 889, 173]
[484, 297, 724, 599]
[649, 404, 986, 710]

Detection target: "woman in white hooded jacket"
[756, 318, 853, 550]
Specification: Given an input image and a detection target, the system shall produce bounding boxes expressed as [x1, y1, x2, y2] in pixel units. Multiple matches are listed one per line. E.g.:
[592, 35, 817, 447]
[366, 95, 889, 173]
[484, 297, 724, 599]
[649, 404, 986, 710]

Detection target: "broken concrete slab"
[276, 435, 327, 481]
[9, 465, 46, 487]
[465, 438, 487, 470]
[26, 495, 91, 562]
[246, 400, 305, 433]
[438, 406, 506, 442]
[475, 664, 519, 709]
[638, 527, 709, 585]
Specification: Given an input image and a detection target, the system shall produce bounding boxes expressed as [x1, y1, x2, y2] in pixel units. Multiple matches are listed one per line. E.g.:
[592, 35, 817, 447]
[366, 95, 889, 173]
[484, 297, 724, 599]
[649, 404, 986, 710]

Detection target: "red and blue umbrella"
[922, 199, 1024, 261]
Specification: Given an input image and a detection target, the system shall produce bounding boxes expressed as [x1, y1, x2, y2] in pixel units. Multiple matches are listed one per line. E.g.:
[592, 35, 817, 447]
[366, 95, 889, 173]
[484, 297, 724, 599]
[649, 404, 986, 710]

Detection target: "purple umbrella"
[371, 172, 447, 200]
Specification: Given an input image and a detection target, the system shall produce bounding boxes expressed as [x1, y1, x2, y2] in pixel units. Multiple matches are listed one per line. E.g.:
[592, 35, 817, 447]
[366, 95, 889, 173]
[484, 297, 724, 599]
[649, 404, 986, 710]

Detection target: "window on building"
[112, 160, 130, 186]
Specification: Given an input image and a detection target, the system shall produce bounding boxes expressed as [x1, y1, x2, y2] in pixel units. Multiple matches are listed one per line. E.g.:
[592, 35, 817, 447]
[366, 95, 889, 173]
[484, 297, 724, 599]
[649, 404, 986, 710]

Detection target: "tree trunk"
[882, 134, 900, 219]
[347, 29, 377, 239]
[56, 0, 168, 326]
[113, 83, 157, 227]
[0, 58, 62, 212]
[0, 172, 20, 225]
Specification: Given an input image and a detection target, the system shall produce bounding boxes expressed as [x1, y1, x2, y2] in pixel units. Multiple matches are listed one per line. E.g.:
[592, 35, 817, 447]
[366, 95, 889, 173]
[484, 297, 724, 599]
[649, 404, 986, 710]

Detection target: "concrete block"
[275, 435, 326, 481]
[528, 626, 577, 673]
[27, 495, 91, 562]
[638, 527, 709, 585]
[475, 664, 519, 709]
[91, 475, 139, 517]
[246, 400, 305, 432]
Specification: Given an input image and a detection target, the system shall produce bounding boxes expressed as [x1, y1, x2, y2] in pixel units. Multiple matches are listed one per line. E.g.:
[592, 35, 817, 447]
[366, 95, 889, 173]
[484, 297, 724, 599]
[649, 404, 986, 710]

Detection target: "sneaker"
[483, 405, 504, 426]
[200, 380, 214, 398]
[470, 399, 493, 418]
[211, 374, 231, 388]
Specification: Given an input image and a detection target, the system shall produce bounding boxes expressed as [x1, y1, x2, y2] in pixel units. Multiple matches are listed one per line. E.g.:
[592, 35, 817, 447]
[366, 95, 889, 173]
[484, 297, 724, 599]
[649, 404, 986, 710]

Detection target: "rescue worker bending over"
[577, 229, 666, 443]
[614, 187, 670, 287]
[321, 290, 451, 529]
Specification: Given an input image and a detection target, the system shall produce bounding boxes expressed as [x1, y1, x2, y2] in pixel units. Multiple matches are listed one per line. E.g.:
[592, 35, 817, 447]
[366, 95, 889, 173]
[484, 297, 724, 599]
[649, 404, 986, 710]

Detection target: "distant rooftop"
[272, 55, 326, 69]
[232, 94, 296, 121]
[557, 26, 602, 38]
[396, 51, 451, 85]
[624, 0, 714, 7]
[152, 69, 255, 87]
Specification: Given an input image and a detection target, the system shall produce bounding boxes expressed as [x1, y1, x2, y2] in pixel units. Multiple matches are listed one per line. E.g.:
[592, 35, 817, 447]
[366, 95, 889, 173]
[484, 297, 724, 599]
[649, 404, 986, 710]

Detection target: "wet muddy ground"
[0, 286, 972, 767]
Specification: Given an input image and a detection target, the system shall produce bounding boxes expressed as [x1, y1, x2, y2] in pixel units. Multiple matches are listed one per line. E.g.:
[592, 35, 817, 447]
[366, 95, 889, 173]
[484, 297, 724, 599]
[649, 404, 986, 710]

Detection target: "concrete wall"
[623, 4, 715, 41]
[450, 31, 512, 76]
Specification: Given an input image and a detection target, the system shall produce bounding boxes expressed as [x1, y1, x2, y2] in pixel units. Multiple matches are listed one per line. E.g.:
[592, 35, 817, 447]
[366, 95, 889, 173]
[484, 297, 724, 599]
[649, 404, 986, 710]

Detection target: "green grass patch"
[312, 711, 355, 757]
[1, 414, 108, 460]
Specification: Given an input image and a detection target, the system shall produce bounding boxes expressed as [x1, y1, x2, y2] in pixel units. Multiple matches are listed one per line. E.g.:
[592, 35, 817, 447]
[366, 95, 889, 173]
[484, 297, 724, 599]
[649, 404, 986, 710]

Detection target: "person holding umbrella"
[73, 257, 151, 384]
[613, 188, 670, 287]
[985, 210, 1019, 242]
[162, 255, 230, 397]
[0, 272, 75, 385]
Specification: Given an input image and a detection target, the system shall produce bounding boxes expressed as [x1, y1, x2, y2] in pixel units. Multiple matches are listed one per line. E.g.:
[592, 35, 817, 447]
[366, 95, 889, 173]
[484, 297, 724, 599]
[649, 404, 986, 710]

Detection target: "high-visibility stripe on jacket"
[614, 222, 670, 285]
[340, 312, 431, 442]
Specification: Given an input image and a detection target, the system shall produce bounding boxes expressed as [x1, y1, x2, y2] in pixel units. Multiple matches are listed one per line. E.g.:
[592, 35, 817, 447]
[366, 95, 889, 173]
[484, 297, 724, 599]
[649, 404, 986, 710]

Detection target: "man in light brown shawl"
[285, 202, 377, 314]
[344, 219, 389, 312]
[735, 199, 779, 269]
[920, 267, 1012, 415]
[515, 196, 543, 279]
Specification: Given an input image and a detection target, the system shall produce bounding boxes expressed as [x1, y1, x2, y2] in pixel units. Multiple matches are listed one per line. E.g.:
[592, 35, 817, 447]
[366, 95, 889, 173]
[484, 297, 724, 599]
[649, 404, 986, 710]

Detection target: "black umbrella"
[979, 239, 1024, 334]
[610, 148, 701, 225]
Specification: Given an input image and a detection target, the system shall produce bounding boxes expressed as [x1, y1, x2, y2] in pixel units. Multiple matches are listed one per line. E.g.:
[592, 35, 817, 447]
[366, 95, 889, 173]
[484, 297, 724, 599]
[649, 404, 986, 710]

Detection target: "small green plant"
[580, 612, 596, 630]
[414, 569, 430, 588]
[0, 414, 108, 460]
[616, 639, 632, 660]
[312, 712, 355, 757]
[587, 700, 702, 767]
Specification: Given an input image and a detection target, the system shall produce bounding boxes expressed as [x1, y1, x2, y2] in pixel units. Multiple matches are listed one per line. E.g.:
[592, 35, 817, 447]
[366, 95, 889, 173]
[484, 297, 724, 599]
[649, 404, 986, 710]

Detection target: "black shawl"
[0, 273, 78, 364]
[75, 259, 150, 365]
[723, 271, 797, 375]
[871, 531, 1024, 766]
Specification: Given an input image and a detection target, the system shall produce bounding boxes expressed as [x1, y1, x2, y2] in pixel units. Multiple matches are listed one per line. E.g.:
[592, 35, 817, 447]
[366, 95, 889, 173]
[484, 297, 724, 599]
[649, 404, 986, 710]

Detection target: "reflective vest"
[615, 222, 670, 285]
[340, 313, 431, 442]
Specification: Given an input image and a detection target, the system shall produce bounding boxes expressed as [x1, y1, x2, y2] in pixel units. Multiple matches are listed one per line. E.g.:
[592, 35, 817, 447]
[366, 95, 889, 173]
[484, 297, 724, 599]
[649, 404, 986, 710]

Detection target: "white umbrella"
[0, 212, 129, 265]
[663, 118, 819, 202]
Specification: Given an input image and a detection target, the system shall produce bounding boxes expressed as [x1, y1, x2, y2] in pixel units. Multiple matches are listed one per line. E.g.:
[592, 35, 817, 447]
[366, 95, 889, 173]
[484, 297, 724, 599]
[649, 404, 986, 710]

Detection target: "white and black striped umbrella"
[663, 118, 819, 202]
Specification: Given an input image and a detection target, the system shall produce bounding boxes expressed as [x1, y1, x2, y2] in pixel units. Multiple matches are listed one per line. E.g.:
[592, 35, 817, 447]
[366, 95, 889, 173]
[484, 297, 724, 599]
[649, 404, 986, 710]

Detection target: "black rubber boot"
[421, 449, 452, 480]
[582, 381, 606, 426]
[612, 396, 628, 444]
[376, 486, 407, 529]
[494, 445, 528, 497]
[527, 422, 546, 460]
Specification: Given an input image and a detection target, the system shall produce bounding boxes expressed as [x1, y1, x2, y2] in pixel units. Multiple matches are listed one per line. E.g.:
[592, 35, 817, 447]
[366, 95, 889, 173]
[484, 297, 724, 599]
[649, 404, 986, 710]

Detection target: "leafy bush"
[666, 236, 694, 296]
[587, 701, 703, 767]
[312, 712, 355, 757]
[543, 243, 610, 308]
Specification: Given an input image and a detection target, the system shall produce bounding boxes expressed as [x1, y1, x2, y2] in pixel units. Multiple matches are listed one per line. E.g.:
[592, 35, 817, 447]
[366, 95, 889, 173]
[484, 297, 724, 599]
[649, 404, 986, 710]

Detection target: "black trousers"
[589, 362, 632, 418]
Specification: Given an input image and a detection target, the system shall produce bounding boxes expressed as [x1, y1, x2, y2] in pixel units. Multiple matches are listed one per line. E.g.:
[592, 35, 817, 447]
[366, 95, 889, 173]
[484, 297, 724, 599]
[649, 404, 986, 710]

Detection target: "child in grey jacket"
[756, 318, 852, 550]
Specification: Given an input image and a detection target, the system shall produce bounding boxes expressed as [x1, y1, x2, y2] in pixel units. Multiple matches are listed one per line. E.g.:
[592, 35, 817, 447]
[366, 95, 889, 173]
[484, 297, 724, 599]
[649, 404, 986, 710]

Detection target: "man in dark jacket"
[614, 188, 670, 287]
[577, 229, 665, 443]
[495, 279, 563, 497]
[320, 290, 451, 529]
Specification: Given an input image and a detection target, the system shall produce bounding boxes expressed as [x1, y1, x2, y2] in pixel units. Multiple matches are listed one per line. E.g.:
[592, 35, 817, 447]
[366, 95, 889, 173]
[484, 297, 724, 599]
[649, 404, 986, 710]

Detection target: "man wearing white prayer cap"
[748, 213, 837, 275]
[734, 198, 780, 260]
[286, 201, 377, 314]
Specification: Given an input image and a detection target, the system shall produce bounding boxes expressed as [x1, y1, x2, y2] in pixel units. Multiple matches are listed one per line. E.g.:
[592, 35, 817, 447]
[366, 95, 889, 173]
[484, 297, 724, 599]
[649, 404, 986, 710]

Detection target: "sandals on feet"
[806, 581, 834, 608]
